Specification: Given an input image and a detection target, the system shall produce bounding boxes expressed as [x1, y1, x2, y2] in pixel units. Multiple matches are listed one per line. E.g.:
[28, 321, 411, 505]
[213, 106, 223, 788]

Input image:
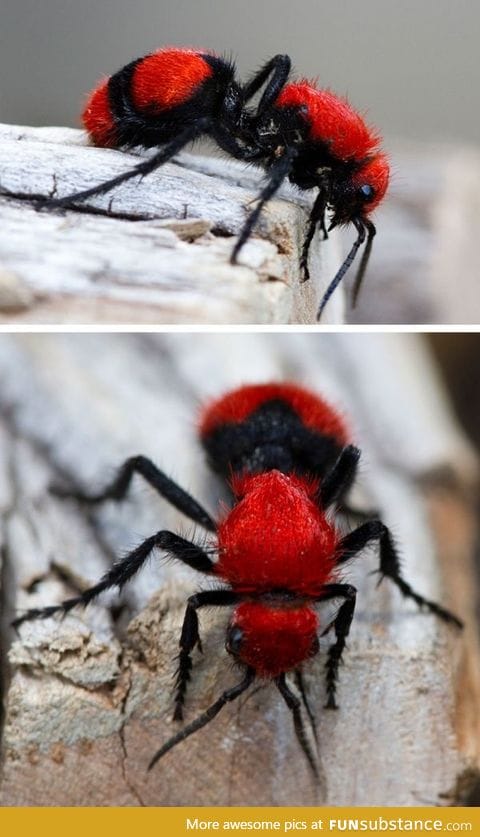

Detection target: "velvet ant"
[12, 382, 461, 776]
[2, 48, 389, 318]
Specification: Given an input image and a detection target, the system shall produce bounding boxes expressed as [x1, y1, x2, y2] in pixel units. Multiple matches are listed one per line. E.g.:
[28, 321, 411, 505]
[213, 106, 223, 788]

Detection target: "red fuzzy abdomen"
[276, 82, 380, 162]
[130, 48, 214, 114]
[199, 382, 349, 444]
[82, 48, 214, 147]
[232, 602, 318, 677]
[216, 471, 338, 595]
[82, 80, 117, 147]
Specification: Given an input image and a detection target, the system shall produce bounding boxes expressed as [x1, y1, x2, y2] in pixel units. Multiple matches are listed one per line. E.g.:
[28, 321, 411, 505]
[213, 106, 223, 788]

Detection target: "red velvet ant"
[1, 48, 389, 318]
[12, 382, 461, 776]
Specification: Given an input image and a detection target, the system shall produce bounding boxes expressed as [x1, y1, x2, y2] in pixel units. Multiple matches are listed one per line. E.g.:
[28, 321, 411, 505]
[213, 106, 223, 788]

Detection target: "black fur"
[201, 398, 344, 480]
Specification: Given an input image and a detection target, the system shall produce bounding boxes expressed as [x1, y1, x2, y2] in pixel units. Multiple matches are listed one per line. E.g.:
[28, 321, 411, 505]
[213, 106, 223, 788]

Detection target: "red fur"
[216, 469, 339, 676]
[199, 382, 349, 444]
[82, 80, 117, 147]
[131, 48, 213, 113]
[216, 470, 338, 595]
[231, 602, 318, 677]
[276, 82, 380, 162]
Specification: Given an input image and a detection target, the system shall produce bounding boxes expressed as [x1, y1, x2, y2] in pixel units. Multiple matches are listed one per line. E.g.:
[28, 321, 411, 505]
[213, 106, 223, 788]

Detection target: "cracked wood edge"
[0, 123, 344, 325]
[0, 333, 478, 806]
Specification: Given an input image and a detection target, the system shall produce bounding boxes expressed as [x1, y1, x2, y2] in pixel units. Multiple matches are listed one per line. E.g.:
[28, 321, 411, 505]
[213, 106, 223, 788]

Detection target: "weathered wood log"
[0, 124, 344, 324]
[0, 334, 478, 806]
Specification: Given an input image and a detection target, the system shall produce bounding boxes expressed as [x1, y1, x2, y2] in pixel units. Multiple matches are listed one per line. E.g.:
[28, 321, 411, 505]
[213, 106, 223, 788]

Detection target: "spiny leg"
[51, 454, 216, 531]
[230, 146, 298, 262]
[148, 667, 255, 770]
[319, 445, 361, 509]
[337, 520, 463, 628]
[174, 589, 241, 721]
[317, 444, 378, 522]
[211, 124, 260, 160]
[317, 217, 366, 320]
[35, 120, 210, 211]
[275, 673, 319, 778]
[351, 218, 376, 307]
[316, 583, 357, 710]
[293, 669, 318, 742]
[12, 531, 215, 630]
[243, 54, 292, 113]
[214, 56, 292, 164]
[300, 189, 328, 283]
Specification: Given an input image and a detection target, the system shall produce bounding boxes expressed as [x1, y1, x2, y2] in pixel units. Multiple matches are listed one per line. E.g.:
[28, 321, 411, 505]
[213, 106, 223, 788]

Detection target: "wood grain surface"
[0, 124, 344, 325]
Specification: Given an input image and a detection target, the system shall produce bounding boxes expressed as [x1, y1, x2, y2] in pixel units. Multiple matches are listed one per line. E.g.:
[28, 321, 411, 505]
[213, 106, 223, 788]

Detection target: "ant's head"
[226, 601, 319, 677]
[330, 152, 389, 227]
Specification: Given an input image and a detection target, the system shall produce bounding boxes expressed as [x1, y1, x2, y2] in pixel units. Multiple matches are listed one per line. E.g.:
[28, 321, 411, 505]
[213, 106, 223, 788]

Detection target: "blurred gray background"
[0, 0, 479, 144]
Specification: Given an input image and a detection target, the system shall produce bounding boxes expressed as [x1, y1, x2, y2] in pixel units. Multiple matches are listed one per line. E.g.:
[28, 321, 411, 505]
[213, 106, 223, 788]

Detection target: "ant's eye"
[226, 626, 243, 655]
[359, 184, 375, 201]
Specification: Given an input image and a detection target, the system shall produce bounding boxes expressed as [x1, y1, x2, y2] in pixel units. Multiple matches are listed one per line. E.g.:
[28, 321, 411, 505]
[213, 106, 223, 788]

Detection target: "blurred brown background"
[429, 334, 480, 627]
[430, 335, 480, 454]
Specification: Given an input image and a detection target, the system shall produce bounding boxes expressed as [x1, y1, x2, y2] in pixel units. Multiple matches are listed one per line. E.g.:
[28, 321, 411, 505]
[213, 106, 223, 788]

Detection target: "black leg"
[174, 589, 241, 721]
[319, 445, 361, 509]
[37, 121, 209, 211]
[316, 217, 367, 320]
[51, 454, 216, 532]
[316, 583, 357, 710]
[148, 667, 255, 770]
[12, 531, 215, 630]
[211, 124, 259, 160]
[300, 189, 328, 283]
[337, 521, 463, 628]
[230, 146, 298, 263]
[275, 673, 318, 778]
[243, 55, 291, 113]
[294, 669, 317, 741]
[351, 218, 376, 307]
[318, 444, 379, 521]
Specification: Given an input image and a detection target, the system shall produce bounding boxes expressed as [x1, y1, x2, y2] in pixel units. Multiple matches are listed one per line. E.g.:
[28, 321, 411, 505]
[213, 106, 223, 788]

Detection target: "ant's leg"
[52, 454, 216, 531]
[34, 120, 210, 211]
[148, 667, 255, 770]
[351, 218, 376, 308]
[243, 55, 291, 113]
[316, 583, 357, 710]
[216, 59, 291, 167]
[293, 669, 317, 740]
[174, 589, 241, 720]
[12, 531, 215, 630]
[317, 445, 378, 522]
[337, 521, 463, 628]
[275, 673, 319, 778]
[300, 190, 328, 283]
[230, 146, 297, 262]
[211, 124, 260, 161]
[317, 218, 367, 320]
[319, 445, 361, 509]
